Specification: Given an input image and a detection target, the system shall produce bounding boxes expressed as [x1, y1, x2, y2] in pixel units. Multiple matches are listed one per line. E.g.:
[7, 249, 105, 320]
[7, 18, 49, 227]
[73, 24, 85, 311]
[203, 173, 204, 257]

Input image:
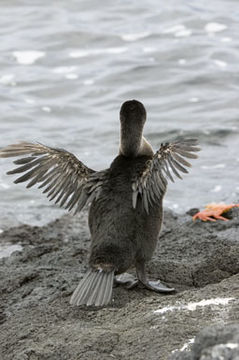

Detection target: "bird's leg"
[114, 273, 138, 289]
[136, 261, 175, 293]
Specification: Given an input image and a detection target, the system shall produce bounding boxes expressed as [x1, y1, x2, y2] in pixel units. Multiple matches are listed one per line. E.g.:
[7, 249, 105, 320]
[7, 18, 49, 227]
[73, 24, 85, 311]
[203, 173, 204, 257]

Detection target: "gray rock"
[0, 208, 239, 360]
[170, 324, 239, 360]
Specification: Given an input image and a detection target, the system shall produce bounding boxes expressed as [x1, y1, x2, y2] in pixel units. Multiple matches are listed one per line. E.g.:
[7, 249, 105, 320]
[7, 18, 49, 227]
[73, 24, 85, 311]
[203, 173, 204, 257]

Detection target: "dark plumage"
[0, 100, 200, 306]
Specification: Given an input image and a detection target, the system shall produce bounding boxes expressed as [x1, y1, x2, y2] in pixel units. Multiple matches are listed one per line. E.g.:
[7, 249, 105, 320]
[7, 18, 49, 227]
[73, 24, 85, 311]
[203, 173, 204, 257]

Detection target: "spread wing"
[132, 139, 200, 213]
[0, 142, 106, 213]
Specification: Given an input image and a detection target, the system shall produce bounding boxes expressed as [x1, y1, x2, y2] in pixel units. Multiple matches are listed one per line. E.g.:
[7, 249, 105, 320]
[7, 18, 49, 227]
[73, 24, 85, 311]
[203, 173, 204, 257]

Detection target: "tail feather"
[70, 269, 114, 306]
[70, 270, 98, 305]
[86, 272, 104, 306]
[102, 271, 114, 305]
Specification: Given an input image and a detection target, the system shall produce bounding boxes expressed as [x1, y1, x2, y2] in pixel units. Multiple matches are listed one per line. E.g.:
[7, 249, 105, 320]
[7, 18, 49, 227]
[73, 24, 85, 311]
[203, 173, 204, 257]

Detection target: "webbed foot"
[115, 273, 138, 289]
[136, 262, 175, 294]
[140, 280, 175, 293]
[193, 203, 239, 222]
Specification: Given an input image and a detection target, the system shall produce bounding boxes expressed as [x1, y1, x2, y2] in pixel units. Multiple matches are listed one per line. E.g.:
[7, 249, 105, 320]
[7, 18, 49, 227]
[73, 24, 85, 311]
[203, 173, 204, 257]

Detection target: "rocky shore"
[0, 207, 239, 360]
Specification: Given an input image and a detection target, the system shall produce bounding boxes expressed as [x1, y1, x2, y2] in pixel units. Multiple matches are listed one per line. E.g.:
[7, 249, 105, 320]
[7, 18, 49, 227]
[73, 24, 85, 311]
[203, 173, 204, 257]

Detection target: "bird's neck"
[119, 124, 142, 157]
[119, 126, 153, 157]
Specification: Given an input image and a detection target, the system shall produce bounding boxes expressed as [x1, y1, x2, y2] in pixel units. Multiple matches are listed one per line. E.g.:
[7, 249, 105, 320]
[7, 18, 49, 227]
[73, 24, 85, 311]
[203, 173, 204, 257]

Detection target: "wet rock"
[186, 208, 199, 217]
[150, 207, 239, 288]
[0, 208, 239, 360]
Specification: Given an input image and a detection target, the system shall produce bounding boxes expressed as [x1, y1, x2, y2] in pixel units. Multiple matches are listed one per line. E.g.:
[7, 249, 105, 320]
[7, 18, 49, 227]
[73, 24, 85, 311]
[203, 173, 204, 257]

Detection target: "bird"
[0, 99, 200, 306]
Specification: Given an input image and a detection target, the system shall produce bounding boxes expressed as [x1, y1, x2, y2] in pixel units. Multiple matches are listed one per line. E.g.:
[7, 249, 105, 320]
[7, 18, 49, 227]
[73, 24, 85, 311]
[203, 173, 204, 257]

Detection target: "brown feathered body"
[89, 154, 163, 274]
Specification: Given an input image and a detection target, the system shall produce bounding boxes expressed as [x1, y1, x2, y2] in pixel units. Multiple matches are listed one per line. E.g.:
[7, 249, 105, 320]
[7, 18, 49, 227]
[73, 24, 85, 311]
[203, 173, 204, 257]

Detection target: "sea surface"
[0, 0, 239, 229]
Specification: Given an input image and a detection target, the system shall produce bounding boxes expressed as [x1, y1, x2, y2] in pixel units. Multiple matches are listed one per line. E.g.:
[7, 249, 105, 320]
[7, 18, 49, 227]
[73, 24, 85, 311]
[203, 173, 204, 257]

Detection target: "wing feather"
[132, 138, 200, 213]
[0, 142, 106, 212]
[167, 156, 183, 180]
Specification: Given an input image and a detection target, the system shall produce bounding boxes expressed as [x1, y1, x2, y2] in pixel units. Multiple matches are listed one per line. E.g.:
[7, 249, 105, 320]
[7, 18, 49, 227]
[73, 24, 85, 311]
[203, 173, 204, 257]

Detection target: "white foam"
[65, 73, 79, 80]
[163, 24, 186, 34]
[205, 22, 227, 33]
[148, 57, 155, 63]
[53, 66, 77, 74]
[163, 25, 192, 37]
[0, 182, 10, 189]
[70, 50, 98, 58]
[83, 79, 94, 85]
[202, 164, 225, 170]
[105, 47, 128, 54]
[13, 51, 45, 65]
[213, 59, 227, 68]
[178, 59, 186, 65]
[189, 97, 199, 103]
[0, 244, 23, 259]
[213, 164, 226, 169]
[142, 47, 157, 53]
[121, 32, 150, 41]
[221, 37, 232, 43]
[69, 47, 127, 58]
[24, 98, 36, 105]
[0, 229, 3, 234]
[211, 185, 222, 193]
[175, 29, 192, 37]
[154, 297, 234, 314]
[0, 74, 15, 85]
[41, 106, 51, 113]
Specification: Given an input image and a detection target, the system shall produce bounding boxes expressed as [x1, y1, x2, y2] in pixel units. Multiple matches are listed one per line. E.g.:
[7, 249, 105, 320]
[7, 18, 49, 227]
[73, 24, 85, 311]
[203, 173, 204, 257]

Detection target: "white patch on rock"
[155, 305, 176, 314]
[180, 337, 195, 351]
[154, 298, 234, 314]
[226, 343, 239, 349]
[186, 298, 233, 310]
[0, 244, 23, 259]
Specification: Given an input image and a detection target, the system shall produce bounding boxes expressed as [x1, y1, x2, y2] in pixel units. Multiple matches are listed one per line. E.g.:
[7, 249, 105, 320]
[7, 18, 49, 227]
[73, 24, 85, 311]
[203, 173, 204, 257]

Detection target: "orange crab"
[193, 203, 239, 222]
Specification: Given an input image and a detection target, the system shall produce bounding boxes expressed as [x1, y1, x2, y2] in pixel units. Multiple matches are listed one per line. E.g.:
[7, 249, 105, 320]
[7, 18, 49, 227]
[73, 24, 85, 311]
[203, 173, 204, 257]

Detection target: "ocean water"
[0, 0, 239, 228]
